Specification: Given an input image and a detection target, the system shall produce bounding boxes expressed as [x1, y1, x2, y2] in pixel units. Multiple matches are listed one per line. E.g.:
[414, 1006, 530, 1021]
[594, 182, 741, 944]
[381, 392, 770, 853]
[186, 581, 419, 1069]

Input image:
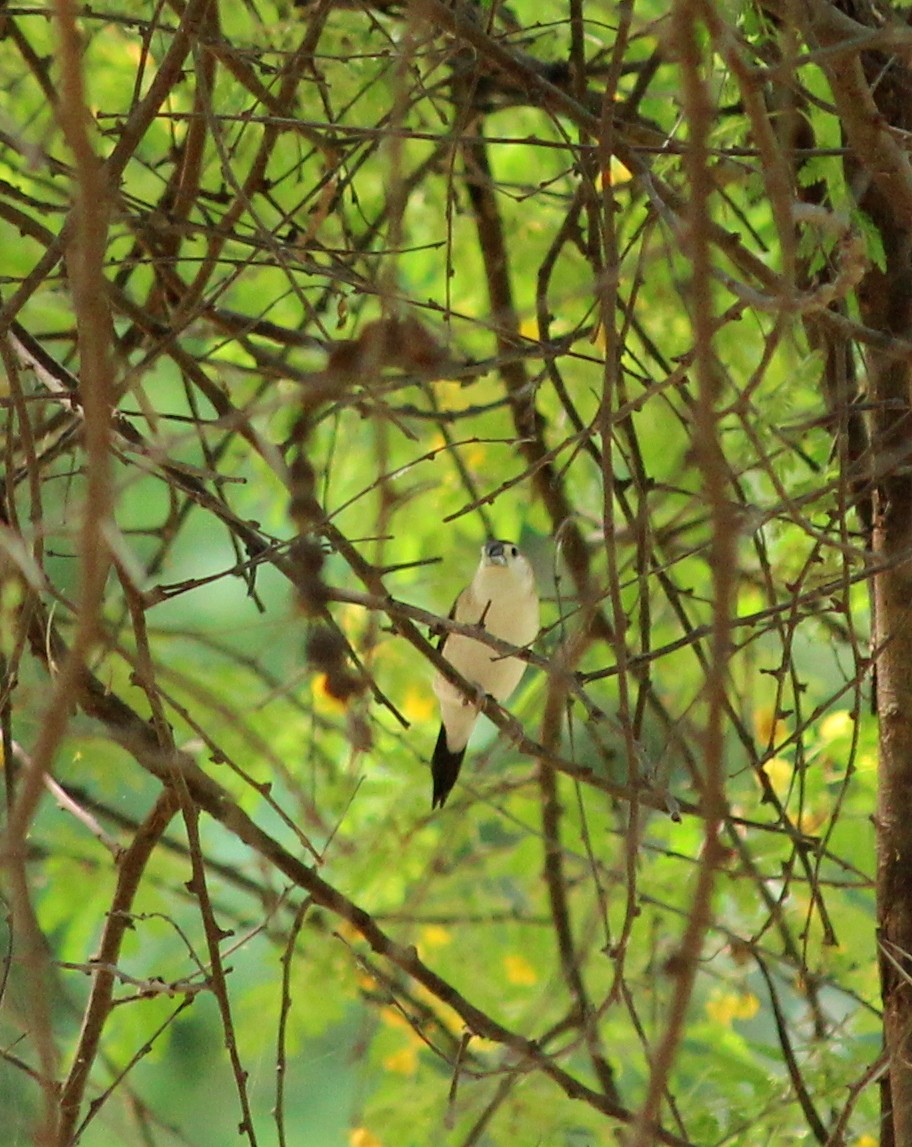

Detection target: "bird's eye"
[510, 545, 518, 557]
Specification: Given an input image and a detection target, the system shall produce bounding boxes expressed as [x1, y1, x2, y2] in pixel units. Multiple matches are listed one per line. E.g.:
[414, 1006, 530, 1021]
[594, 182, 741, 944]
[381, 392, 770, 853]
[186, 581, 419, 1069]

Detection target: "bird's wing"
[450, 582, 480, 625]
[432, 588, 464, 647]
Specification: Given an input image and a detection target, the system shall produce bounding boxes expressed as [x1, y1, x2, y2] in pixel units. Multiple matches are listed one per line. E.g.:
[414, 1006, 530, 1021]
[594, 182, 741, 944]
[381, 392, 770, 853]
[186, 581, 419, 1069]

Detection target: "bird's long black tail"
[431, 725, 466, 809]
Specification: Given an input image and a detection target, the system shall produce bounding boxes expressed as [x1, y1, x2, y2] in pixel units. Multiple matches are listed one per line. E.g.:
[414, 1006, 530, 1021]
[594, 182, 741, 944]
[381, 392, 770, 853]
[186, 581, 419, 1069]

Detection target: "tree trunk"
[791, 3, 912, 1140]
[839, 19, 912, 1145]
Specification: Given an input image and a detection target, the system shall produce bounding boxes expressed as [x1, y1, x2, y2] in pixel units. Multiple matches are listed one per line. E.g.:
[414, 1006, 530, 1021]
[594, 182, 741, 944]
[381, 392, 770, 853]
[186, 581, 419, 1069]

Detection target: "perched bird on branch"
[431, 539, 539, 808]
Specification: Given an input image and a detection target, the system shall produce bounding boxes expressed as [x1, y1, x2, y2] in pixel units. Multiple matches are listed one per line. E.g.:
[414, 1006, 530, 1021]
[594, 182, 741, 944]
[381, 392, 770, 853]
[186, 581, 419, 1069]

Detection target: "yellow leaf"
[599, 157, 633, 187]
[419, 924, 451, 951]
[413, 985, 464, 1033]
[465, 442, 489, 470]
[519, 316, 540, 342]
[504, 954, 537, 986]
[820, 710, 853, 742]
[760, 757, 792, 798]
[754, 704, 787, 745]
[733, 992, 760, 1020]
[339, 602, 364, 632]
[336, 920, 360, 944]
[383, 1044, 419, 1074]
[798, 808, 828, 835]
[311, 673, 348, 714]
[431, 379, 474, 412]
[706, 993, 736, 1025]
[706, 990, 759, 1025]
[350, 1128, 383, 1147]
[401, 686, 436, 724]
[380, 1007, 410, 1032]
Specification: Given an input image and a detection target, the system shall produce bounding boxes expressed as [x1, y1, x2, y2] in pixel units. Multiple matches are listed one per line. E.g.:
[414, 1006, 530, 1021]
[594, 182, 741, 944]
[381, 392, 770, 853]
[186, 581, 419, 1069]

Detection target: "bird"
[430, 539, 540, 808]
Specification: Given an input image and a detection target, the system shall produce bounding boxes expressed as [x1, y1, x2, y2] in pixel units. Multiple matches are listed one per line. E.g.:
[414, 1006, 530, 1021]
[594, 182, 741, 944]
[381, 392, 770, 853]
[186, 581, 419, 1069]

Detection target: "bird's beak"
[483, 540, 507, 565]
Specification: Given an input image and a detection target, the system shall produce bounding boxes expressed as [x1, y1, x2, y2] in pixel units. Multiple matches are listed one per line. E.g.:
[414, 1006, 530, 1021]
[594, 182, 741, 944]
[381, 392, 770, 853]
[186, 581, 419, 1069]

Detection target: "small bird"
[431, 539, 540, 808]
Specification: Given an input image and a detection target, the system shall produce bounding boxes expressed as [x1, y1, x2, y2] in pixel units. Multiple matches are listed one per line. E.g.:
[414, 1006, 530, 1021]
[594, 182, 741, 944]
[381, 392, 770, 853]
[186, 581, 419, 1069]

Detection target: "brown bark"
[769, 3, 912, 1140]
[855, 93, 912, 1147]
[825, 9, 912, 1142]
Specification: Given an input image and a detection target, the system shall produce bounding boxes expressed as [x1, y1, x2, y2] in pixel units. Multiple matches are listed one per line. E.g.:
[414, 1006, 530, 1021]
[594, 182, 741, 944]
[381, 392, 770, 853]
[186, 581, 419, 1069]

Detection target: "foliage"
[0, 1, 889, 1145]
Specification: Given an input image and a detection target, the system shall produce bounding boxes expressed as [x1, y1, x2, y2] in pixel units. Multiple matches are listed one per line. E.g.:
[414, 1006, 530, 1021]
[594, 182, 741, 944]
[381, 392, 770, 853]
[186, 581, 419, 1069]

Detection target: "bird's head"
[478, 539, 534, 586]
[483, 539, 516, 565]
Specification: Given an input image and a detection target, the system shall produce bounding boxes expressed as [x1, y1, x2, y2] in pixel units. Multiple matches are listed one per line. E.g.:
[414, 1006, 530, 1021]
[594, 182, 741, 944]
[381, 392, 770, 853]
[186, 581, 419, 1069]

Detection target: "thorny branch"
[0, 0, 890, 1144]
